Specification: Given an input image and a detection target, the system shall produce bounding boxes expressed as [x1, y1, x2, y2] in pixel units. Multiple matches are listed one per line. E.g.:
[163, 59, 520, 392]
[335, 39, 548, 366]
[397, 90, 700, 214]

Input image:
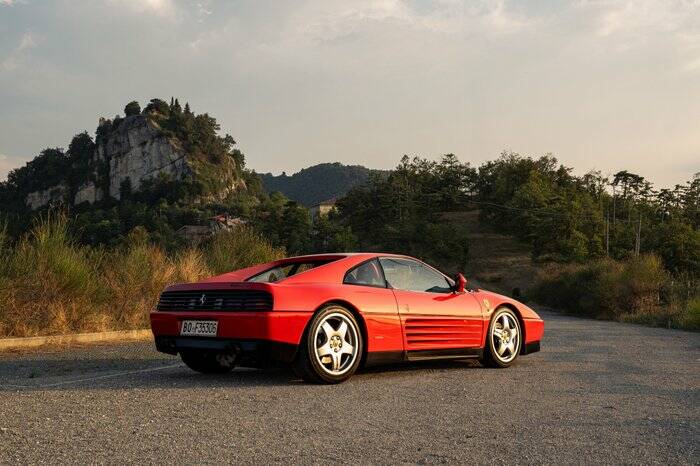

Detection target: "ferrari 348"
[151, 253, 544, 383]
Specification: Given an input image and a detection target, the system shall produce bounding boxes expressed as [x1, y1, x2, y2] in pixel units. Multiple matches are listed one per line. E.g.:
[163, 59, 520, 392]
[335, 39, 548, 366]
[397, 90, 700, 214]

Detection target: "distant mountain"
[259, 162, 388, 206]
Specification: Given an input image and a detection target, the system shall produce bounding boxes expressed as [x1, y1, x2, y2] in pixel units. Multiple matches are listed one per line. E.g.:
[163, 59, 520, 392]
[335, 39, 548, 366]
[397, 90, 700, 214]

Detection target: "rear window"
[246, 261, 333, 283]
[344, 259, 386, 287]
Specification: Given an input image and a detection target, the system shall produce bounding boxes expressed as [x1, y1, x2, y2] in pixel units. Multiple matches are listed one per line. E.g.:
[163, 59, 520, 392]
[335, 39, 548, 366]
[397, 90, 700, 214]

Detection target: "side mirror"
[454, 273, 467, 293]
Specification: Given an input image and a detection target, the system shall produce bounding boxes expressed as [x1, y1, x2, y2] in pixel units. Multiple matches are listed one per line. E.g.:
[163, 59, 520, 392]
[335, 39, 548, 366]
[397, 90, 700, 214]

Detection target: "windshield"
[246, 261, 333, 283]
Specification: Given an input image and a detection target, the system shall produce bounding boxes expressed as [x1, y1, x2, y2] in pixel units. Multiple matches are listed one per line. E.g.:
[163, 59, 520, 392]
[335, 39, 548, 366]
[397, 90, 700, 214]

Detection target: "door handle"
[402, 304, 409, 313]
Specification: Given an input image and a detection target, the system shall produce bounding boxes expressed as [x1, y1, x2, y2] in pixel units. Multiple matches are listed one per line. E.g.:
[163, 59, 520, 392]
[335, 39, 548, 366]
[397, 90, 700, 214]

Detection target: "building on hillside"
[176, 225, 211, 245]
[177, 214, 247, 244]
[208, 214, 246, 231]
[309, 198, 336, 220]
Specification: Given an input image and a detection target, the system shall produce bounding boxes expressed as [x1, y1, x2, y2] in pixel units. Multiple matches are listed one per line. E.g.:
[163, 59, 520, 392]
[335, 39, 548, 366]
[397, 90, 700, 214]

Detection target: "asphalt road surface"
[0, 310, 698, 464]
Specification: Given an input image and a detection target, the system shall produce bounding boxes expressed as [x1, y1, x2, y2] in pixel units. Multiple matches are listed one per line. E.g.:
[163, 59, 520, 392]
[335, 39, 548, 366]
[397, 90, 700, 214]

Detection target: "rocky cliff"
[71, 115, 191, 205]
[24, 112, 243, 209]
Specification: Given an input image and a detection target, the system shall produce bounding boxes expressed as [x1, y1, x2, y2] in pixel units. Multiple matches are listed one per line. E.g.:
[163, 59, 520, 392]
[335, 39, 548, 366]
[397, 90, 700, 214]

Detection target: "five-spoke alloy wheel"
[481, 307, 522, 368]
[294, 305, 363, 384]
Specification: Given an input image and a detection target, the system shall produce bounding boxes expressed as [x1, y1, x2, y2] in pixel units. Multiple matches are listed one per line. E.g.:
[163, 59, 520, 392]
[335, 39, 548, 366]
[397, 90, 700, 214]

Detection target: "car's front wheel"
[294, 305, 363, 384]
[481, 307, 522, 368]
[180, 350, 236, 374]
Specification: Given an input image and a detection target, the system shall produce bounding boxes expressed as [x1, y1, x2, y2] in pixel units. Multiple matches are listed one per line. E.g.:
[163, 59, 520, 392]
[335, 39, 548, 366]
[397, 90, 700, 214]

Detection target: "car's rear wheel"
[180, 350, 236, 374]
[481, 307, 522, 368]
[293, 305, 363, 384]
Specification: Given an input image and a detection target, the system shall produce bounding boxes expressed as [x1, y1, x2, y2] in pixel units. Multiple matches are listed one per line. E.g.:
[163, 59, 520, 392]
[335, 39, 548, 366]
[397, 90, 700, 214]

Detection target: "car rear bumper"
[150, 310, 311, 362]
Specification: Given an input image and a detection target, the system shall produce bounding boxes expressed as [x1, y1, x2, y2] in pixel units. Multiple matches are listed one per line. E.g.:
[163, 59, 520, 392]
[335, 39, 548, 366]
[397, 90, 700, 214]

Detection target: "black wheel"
[293, 304, 363, 384]
[180, 350, 236, 374]
[481, 307, 522, 368]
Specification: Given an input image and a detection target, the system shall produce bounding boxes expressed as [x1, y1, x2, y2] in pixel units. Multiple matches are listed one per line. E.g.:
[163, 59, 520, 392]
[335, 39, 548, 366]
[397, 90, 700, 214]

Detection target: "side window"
[379, 258, 452, 293]
[344, 259, 386, 287]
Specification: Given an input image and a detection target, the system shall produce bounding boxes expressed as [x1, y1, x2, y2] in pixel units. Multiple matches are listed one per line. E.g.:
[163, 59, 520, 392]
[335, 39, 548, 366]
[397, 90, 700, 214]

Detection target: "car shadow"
[0, 355, 483, 392]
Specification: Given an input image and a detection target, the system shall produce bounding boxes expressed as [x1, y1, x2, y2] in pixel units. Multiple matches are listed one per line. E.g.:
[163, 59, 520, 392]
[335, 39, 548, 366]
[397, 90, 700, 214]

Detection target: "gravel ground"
[0, 310, 698, 465]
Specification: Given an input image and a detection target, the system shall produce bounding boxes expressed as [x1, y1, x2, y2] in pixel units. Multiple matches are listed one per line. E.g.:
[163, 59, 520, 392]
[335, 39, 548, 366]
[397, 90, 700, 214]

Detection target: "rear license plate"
[180, 320, 218, 337]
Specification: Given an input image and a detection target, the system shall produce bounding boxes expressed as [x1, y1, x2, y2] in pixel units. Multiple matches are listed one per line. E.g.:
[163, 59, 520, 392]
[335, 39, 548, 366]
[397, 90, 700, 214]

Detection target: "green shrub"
[676, 298, 700, 331]
[533, 254, 698, 331]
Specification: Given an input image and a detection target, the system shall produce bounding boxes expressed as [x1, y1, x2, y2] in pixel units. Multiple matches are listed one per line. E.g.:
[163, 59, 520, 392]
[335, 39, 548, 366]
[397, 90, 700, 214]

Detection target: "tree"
[335, 155, 472, 268]
[144, 98, 169, 115]
[124, 101, 141, 117]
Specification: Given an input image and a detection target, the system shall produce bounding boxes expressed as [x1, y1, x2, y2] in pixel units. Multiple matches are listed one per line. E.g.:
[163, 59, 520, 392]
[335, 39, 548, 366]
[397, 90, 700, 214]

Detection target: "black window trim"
[245, 260, 334, 282]
[343, 258, 389, 289]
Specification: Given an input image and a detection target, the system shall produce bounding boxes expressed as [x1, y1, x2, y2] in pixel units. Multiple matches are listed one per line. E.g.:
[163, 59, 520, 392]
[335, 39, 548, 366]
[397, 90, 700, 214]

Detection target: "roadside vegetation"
[532, 255, 699, 331]
[0, 214, 282, 337]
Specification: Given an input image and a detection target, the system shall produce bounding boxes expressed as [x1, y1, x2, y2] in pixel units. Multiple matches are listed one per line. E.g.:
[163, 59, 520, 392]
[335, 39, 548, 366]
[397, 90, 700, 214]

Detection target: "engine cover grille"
[157, 290, 273, 312]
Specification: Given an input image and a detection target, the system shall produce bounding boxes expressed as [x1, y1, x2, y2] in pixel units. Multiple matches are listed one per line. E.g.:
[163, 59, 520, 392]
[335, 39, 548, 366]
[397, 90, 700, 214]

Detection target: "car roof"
[282, 252, 409, 261]
[196, 252, 425, 285]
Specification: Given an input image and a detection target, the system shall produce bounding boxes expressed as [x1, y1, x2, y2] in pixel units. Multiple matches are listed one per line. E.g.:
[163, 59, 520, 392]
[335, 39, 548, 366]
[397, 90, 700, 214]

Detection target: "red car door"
[378, 257, 484, 356]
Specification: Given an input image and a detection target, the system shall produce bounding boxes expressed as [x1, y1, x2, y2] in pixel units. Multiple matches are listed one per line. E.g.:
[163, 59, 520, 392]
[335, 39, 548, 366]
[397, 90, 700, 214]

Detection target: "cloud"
[1, 0, 15, 5]
[580, 0, 693, 37]
[109, 0, 180, 20]
[292, 0, 531, 43]
[574, 0, 700, 72]
[0, 154, 15, 181]
[196, 1, 212, 19]
[1, 31, 38, 72]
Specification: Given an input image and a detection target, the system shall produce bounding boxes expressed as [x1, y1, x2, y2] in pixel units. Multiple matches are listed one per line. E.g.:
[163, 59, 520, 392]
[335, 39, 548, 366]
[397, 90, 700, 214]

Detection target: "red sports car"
[151, 253, 544, 383]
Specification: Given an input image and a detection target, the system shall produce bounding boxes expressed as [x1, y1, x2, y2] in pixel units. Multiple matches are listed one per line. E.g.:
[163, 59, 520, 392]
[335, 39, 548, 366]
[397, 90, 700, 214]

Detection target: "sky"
[0, 0, 698, 188]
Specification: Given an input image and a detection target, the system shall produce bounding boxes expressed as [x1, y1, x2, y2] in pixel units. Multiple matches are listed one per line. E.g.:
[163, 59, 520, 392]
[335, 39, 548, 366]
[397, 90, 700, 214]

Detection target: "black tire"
[481, 307, 522, 368]
[180, 350, 236, 374]
[293, 304, 363, 384]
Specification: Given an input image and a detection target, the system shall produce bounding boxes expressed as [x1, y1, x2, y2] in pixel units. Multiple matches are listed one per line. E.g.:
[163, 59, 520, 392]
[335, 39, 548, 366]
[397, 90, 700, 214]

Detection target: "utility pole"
[635, 214, 642, 256]
[612, 185, 616, 224]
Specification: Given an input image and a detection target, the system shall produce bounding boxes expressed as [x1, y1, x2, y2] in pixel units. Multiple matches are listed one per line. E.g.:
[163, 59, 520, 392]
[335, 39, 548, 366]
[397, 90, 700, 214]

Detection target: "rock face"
[98, 116, 191, 199]
[25, 115, 231, 209]
[66, 115, 191, 205]
[25, 184, 68, 210]
[73, 182, 101, 205]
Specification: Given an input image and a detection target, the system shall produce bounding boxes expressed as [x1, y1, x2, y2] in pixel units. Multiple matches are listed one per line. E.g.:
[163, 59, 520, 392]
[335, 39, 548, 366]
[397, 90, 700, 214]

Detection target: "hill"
[259, 162, 387, 206]
[0, 98, 246, 213]
[0, 98, 274, 247]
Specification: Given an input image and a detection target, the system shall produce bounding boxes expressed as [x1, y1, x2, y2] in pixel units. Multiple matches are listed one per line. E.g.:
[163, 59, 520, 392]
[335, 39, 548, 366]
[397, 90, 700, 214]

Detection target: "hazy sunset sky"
[1, 0, 698, 187]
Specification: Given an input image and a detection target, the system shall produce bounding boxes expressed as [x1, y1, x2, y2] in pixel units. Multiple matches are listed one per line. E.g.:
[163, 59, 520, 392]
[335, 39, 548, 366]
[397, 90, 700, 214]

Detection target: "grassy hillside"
[443, 210, 541, 296]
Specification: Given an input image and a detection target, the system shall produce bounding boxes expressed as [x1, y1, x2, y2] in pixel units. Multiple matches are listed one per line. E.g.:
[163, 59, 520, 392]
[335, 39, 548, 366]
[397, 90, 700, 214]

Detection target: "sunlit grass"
[0, 214, 283, 337]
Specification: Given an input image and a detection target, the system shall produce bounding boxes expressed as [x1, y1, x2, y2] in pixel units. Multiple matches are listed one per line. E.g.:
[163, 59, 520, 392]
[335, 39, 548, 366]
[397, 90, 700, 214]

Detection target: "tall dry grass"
[205, 227, 285, 275]
[0, 214, 284, 337]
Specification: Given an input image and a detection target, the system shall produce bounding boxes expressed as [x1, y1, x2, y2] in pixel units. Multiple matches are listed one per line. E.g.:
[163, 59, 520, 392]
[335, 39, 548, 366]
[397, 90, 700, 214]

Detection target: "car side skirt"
[364, 347, 483, 367]
[521, 340, 541, 355]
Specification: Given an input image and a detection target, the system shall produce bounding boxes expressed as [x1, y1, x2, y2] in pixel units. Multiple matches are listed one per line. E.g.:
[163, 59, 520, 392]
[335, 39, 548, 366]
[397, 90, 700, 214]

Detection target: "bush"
[0, 215, 282, 337]
[675, 298, 700, 331]
[203, 226, 285, 275]
[532, 254, 698, 331]
[0, 213, 103, 336]
[124, 101, 141, 117]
